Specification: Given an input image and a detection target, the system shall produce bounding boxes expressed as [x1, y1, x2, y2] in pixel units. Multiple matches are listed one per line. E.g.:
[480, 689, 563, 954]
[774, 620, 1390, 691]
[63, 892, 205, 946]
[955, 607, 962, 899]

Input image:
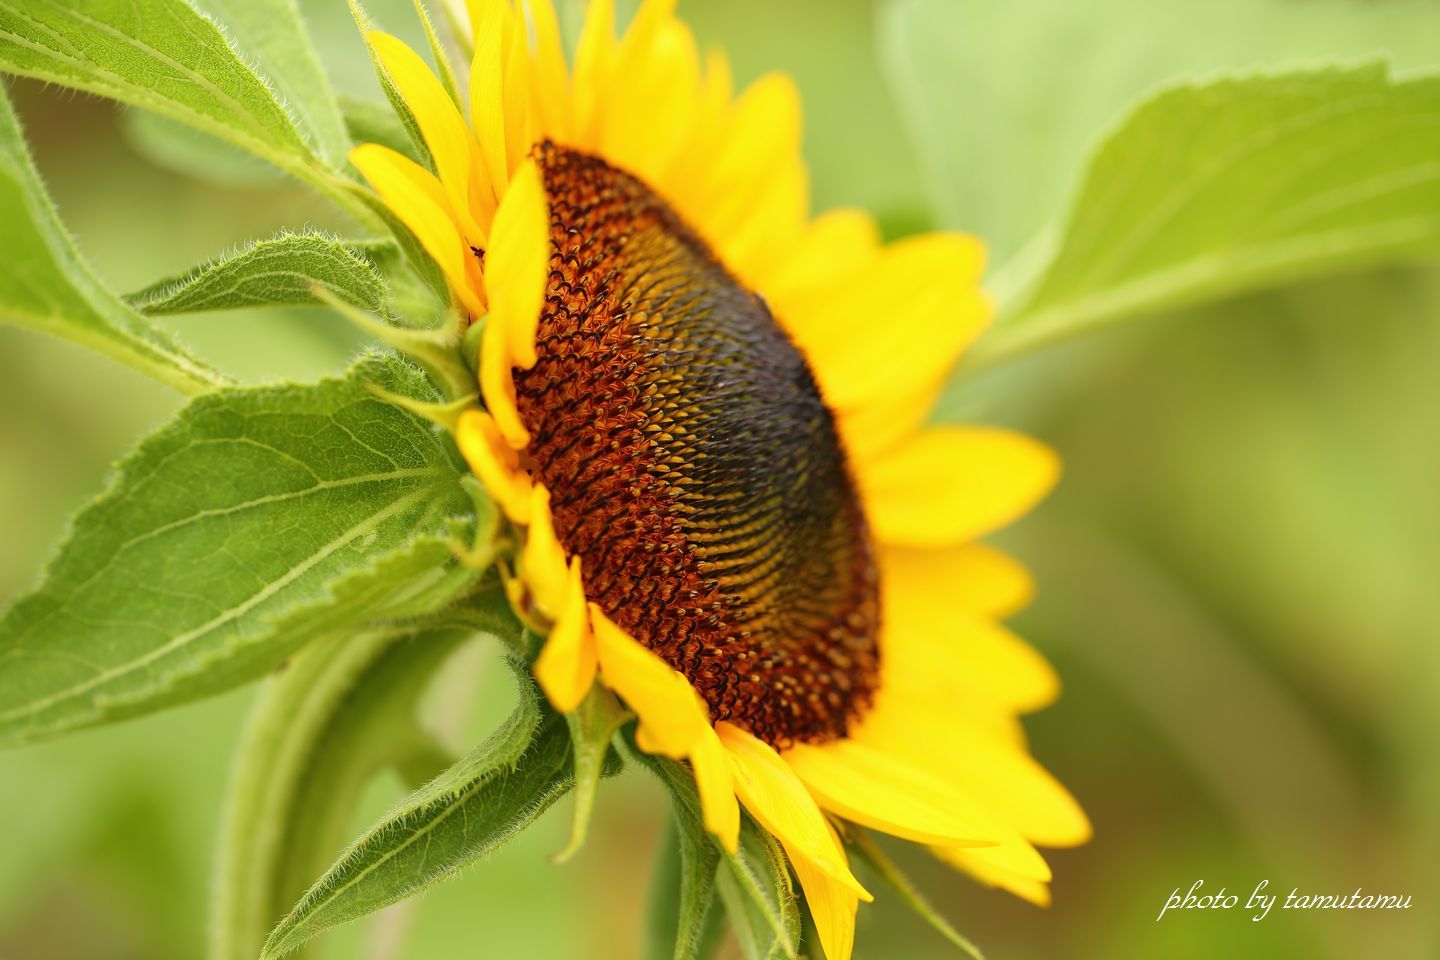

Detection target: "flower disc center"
[513, 142, 879, 747]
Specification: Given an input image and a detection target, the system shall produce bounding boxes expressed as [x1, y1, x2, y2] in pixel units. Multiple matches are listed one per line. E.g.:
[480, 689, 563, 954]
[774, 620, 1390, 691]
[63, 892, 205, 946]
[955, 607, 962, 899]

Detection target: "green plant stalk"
[210, 621, 479, 960]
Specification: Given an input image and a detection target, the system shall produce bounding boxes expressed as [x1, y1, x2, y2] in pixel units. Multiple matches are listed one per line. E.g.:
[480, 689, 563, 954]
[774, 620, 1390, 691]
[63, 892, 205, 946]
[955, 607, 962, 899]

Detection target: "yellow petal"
[861, 427, 1060, 547]
[791, 824, 858, 960]
[660, 46, 731, 178]
[936, 846, 1054, 907]
[830, 369, 943, 465]
[524, 0, 570, 139]
[480, 310, 529, 448]
[716, 723, 871, 902]
[949, 829, 1050, 881]
[532, 557, 596, 713]
[485, 158, 549, 369]
[469, 0, 513, 199]
[589, 608, 739, 852]
[519, 484, 569, 614]
[570, 0, 616, 147]
[590, 605, 705, 758]
[783, 738, 1000, 847]
[697, 73, 801, 213]
[455, 409, 533, 523]
[501, 5, 534, 177]
[881, 542, 1057, 717]
[880, 593, 1060, 715]
[689, 72, 805, 270]
[601, 8, 701, 187]
[763, 208, 880, 309]
[881, 542, 1035, 620]
[367, 31, 485, 243]
[689, 723, 741, 854]
[719, 155, 808, 287]
[788, 234, 988, 416]
[349, 144, 484, 316]
[854, 699, 1092, 848]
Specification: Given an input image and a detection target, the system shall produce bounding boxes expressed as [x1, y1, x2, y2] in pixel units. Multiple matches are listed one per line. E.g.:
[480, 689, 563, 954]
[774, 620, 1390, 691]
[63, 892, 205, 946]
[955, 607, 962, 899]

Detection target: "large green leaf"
[0, 1, 307, 173]
[211, 592, 519, 960]
[259, 667, 573, 960]
[126, 232, 391, 317]
[192, 0, 351, 166]
[0, 82, 226, 395]
[880, 0, 1440, 262]
[970, 63, 1440, 367]
[122, 109, 289, 186]
[0, 353, 479, 747]
[0, 0, 374, 225]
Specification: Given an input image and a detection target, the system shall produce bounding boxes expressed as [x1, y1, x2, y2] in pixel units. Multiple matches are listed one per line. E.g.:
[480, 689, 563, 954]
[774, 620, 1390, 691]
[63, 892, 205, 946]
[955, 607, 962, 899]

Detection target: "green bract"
[0, 1, 1436, 959]
[125, 233, 393, 317]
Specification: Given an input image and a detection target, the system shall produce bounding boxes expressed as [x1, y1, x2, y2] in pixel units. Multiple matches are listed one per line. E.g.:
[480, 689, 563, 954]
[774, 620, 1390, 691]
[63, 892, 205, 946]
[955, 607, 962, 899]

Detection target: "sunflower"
[350, 1, 1091, 955]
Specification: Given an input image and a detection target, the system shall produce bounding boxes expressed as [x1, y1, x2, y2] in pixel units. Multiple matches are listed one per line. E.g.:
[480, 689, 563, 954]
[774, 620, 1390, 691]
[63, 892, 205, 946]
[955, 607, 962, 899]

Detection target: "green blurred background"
[2, 0, 1439, 957]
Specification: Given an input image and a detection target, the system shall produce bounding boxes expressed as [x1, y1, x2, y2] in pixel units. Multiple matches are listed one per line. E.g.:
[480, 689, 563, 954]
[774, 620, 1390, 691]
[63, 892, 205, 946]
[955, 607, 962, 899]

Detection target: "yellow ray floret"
[859, 427, 1062, 547]
[483, 158, 548, 369]
[455, 409, 532, 523]
[784, 738, 1003, 848]
[792, 820, 859, 960]
[369, 31, 487, 243]
[591, 607, 741, 852]
[350, 143, 484, 316]
[718, 722, 873, 903]
[882, 542, 1036, 620]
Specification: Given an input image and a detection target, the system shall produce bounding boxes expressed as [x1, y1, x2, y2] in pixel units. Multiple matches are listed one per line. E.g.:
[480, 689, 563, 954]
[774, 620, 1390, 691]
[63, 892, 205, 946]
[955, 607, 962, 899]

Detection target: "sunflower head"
[510, 142, 881, 749]
[352, 2, 1090, 957]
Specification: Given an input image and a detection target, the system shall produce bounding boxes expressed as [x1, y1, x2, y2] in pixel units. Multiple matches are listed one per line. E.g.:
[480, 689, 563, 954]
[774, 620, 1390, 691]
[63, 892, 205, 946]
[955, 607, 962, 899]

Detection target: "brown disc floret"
[508, 141, 880, 748]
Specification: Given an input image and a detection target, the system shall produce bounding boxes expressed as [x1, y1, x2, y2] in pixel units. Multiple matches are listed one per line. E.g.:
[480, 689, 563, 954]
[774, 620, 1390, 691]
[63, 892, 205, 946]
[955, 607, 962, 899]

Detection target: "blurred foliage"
[883, 0, 1440, 262]
[1, 0, 1438, 959]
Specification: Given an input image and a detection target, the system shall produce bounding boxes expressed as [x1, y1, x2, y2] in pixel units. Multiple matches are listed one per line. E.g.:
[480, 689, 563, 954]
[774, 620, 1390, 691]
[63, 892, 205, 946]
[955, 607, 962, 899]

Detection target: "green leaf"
[125, 232, 390, 317]
[122, 109, 288, 186]
[633, 745, 800, 960]
[0, 0, 311, 179]
[968, 63, 1440, 368]
[211, 599, 518, 960]
[191, 0, 351, 167]
[0, 83, 227, 395]
[880, 0, 1440, 263]
[259, 668, 573, 960]
[0, 352, 479, 748]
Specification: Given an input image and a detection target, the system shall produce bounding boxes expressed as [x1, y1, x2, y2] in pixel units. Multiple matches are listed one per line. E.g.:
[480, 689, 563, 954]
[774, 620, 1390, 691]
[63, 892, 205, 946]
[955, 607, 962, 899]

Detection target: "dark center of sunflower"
[512, 141, 879, 748]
